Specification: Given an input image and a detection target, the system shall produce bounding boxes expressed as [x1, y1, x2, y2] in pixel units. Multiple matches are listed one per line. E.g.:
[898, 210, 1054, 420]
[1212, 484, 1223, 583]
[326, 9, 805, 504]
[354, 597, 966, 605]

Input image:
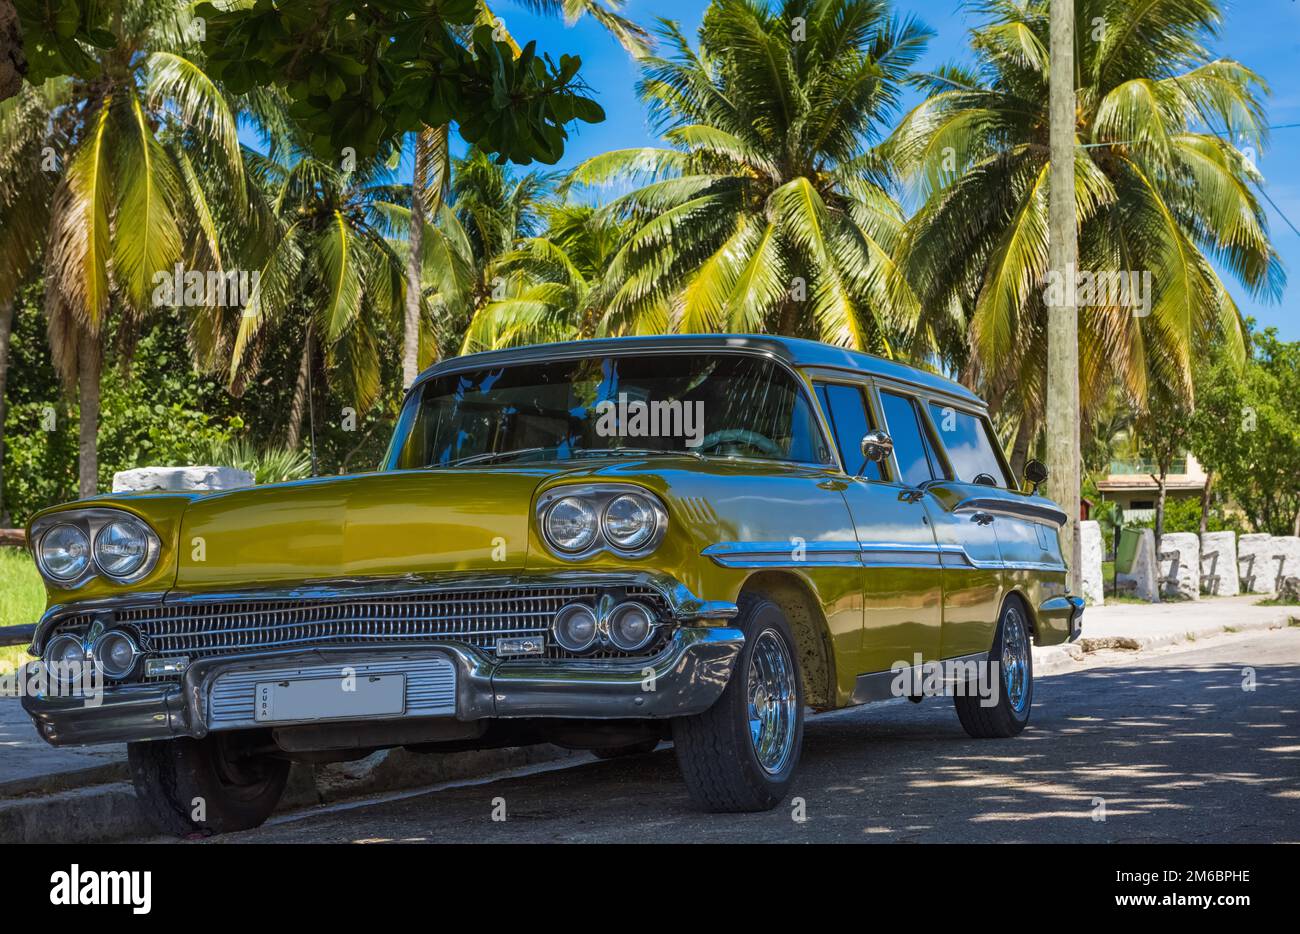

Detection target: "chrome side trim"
[701, 541, 863, 568]
[952, 496, 1068, 529]
[702, 540, 1066, 573]
[851, 652, 989, 705]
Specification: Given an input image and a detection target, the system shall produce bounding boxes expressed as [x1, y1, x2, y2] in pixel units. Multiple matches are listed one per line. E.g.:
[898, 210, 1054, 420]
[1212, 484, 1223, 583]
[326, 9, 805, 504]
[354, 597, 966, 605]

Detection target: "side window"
[879, 390, 948, 486]
[927, 402, 1010, 487]
[814, 382, 884, 480]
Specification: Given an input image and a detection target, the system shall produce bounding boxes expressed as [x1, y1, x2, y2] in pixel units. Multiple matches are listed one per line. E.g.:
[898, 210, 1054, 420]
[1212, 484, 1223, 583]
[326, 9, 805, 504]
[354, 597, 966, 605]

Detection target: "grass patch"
[1256, 596, 1300, 607]
[1224, 625, 1239, 633]
[0, 548, 44, 675]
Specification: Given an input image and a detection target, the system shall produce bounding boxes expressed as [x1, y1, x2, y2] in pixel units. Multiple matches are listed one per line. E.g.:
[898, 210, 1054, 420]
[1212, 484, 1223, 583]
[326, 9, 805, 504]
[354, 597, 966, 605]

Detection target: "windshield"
[387, 352, 830, 469]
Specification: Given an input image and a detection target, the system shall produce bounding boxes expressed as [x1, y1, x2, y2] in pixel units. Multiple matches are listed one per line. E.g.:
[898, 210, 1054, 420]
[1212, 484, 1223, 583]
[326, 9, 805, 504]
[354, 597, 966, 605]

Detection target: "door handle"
[970, 512, 995, 526]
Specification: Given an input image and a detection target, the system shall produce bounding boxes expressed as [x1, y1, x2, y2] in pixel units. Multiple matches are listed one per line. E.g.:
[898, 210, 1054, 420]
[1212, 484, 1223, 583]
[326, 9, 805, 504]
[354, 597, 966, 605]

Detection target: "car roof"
[413, 334, 983, 406]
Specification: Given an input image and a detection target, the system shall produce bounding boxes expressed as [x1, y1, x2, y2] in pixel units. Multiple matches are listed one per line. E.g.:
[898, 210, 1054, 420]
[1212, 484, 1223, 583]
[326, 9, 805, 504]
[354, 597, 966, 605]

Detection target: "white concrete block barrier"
[1079, 520, 1104, 606]
[112, 465, 254, 493]
[1116, 528, 1159, 602]
[1157, 532, 1200, 600]
[1269, 536, 1300, 592]
[1238, 533, 1276, 594]
[1199, 531, 1240, 596]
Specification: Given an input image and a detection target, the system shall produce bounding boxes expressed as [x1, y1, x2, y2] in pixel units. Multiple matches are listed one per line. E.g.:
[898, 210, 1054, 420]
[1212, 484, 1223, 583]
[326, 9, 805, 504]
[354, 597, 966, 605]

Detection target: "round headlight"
[544, 497, 599, 553]
[45, 634, 88, 683]
[607, 601, 656, 652]
[552, 603, 599, 653]
[93, 630, 139, 679]
[39, 524, 91, 581]
[93, 519, 150, 579]
[602, 494, 658, 551]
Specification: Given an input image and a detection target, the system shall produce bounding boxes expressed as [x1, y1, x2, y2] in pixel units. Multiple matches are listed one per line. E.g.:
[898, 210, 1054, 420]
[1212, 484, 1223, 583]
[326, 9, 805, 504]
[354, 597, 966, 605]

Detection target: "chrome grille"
[46, 584, 670, 679]
[206, 656, 457, 731]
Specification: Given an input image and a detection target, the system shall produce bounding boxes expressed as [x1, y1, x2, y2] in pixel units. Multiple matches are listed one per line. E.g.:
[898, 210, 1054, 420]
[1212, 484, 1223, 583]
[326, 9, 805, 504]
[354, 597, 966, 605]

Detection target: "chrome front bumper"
[21, 626, 745, 747]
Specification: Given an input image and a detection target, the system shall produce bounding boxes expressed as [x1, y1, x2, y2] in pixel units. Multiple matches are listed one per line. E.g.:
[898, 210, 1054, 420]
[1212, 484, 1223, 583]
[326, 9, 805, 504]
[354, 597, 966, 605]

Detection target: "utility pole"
[1046, 0, 1081, 593]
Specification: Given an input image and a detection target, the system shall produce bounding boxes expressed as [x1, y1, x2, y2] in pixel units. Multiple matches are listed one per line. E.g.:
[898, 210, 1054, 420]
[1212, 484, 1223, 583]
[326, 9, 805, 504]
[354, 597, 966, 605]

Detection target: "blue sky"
[480, 0, 1299, 339]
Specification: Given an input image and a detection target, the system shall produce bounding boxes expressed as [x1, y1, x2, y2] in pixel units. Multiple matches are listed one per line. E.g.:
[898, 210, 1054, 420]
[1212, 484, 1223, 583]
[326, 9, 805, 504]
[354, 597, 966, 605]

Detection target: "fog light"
[45, 634, 88, 683]
[92, 630, 139, 679]
[552, 603, 598, 653]
[607, 601, 655, 652]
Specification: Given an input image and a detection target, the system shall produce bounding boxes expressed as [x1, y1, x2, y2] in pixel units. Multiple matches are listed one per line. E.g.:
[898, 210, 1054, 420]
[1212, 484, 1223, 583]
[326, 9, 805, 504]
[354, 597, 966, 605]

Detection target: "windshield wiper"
[435, 447, 548, 468]
[570, 447, 706, 461]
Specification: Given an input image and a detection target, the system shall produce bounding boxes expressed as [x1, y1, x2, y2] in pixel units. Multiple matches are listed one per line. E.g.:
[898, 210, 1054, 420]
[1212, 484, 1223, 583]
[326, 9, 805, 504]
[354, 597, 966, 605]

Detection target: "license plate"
[254, 674, 406, 723]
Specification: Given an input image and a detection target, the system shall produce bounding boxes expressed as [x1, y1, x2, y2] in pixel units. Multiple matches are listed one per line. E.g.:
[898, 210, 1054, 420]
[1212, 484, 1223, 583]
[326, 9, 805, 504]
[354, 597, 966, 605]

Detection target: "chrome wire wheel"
[747, 628, 798, 775]
[1001, 608, 1030, 714]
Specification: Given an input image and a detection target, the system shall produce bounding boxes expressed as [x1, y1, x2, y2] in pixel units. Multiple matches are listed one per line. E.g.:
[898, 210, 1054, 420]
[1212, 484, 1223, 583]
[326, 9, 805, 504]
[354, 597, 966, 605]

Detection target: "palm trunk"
[1009, 415, 1033, 486]
[286, 322, 314, 450]
[1199, 469, 1214, 535]
[77, 328, 101, 499]
[0, 297, 13, 523]
[403, 137, 427, 389]
[1045, 0, 1080, 593]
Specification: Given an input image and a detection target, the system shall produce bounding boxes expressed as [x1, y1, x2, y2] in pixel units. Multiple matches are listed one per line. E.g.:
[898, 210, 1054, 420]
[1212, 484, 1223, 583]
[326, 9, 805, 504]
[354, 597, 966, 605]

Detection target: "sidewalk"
[2, 594, 1296, 843]
[1032, 593, 1298, 673]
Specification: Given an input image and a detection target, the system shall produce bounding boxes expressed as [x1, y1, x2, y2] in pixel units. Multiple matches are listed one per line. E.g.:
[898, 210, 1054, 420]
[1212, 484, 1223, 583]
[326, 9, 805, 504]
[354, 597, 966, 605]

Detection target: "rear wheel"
[954, 600, 1033, 738]
[672, 597, 804, 812]
[128, 733, 289, 836]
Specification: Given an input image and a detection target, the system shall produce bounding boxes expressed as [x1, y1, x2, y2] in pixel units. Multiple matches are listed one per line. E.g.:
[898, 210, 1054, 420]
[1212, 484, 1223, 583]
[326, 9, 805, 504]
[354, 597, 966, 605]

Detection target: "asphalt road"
[199, 628, 1300, 843]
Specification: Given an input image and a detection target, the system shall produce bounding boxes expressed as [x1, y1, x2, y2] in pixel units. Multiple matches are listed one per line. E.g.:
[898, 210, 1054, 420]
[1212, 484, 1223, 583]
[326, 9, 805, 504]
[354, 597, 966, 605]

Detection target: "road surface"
[193, 628, 1300, 843]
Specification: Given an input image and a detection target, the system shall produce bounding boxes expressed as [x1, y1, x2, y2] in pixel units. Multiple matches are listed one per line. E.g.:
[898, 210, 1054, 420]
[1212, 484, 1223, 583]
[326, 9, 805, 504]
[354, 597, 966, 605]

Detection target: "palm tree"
[888, 0, 1283, 474]
[400, 0, 650, 386]
[563, 0, 929, 352]
[229, 149, 407, 449]
[0, 3, 244, 498]
[382, 148, 556, 359]
[461, 201, 631, 351]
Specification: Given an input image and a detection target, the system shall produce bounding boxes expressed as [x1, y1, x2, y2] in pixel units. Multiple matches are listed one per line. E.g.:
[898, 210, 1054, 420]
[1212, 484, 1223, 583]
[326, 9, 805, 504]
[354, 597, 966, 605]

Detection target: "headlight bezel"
[536, 484, 668, 560]
[30, 508, 162, 588]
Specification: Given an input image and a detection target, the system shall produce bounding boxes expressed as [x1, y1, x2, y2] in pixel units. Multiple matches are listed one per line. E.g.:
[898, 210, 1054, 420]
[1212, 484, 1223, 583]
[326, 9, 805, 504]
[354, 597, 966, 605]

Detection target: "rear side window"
[927, 402, 1009, 487]
[879, 390, 948, 486]
[814, 382, 884, 480]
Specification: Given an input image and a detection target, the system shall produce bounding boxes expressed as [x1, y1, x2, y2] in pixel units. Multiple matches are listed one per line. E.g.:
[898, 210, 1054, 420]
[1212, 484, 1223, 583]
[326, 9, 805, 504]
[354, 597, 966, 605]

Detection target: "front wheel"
[128, 733, 289, 836]
[672, 597, 804, 812]
[954, 600, 1033, 738]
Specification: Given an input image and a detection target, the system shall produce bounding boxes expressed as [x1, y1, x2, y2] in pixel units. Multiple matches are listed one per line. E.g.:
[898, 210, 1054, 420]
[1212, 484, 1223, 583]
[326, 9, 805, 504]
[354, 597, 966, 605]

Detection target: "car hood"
[172, 468, 553, 590]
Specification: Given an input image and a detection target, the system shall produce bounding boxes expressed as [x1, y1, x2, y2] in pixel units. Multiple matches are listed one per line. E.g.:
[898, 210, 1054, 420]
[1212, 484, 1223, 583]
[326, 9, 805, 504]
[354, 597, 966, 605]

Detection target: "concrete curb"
[0, 743, 577, 844]
[1032, 615, 1293, 675]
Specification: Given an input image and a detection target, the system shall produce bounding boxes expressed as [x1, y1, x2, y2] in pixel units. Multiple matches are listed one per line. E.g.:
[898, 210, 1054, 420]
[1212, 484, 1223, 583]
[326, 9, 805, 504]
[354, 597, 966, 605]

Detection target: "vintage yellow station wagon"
[21, 335, 1082, 833]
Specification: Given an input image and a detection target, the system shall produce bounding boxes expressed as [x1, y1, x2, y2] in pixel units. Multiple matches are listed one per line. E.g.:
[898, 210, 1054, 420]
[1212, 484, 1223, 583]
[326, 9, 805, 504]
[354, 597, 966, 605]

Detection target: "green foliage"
[1191, 328, 1300, 535]
[12, 0, 118, 87]
[2, 297, 243, 525]
[197, 1, 603, 164]
[198, 437, 311, 485]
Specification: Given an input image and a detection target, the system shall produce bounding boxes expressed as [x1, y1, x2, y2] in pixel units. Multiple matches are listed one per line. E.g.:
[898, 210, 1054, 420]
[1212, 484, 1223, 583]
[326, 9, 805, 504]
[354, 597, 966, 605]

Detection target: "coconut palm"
[888, 0, 1283, 472]
[228, 148, 406, 449]
[0, 2, 245, 498]
[563, 0, 929, 352]
[400, 0, 651, 386]
[382, 148, 557, 359]
[461, 201, 632, 352]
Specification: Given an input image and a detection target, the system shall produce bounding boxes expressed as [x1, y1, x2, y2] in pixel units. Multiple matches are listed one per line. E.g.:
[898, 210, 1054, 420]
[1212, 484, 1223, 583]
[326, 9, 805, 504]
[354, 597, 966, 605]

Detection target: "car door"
[812, 379, 943, 678]
[873, 387, 1005, 662]
[920, 398, 1068, 631]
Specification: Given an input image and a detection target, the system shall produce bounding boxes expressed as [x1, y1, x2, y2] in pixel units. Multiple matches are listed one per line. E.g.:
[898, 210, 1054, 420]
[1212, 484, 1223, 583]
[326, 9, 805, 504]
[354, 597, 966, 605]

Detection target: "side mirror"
[1023, 459, 1048, 494]
[858, 430, 893, 475]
